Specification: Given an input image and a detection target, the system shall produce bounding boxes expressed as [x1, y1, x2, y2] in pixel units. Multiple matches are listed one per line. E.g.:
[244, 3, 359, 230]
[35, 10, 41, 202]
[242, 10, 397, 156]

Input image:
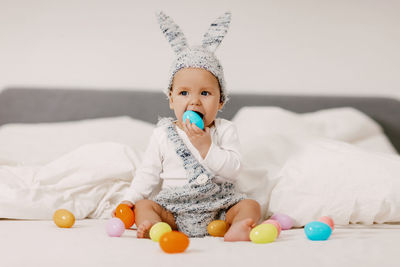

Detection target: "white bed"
[2, 219, 400, 267]
[1, 88, 400, 267]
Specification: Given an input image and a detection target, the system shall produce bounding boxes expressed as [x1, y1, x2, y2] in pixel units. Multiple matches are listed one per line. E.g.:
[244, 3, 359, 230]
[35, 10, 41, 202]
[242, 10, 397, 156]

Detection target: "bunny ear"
[202, 12, 232, 52]
[156, 11, 189, 55]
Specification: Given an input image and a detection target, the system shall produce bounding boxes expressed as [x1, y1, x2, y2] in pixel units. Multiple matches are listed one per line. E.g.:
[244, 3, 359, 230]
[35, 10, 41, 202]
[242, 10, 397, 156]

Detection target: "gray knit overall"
[153, 118, 245, 237]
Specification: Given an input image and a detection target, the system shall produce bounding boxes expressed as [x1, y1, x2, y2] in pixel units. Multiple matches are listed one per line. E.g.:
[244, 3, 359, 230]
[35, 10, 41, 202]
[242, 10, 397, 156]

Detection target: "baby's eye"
[201, 91, 209, 96]
[179, 91, 188, 96]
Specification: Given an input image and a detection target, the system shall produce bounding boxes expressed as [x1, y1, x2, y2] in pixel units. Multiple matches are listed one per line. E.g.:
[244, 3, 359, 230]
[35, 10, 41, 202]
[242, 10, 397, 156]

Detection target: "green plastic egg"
[250, 224, 278, 244]
[149, 222, 172, 242]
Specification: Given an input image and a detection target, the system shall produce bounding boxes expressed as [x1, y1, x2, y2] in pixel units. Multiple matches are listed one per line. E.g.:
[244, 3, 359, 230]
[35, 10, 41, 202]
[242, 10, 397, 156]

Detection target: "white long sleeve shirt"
[123, 118, 242, 204]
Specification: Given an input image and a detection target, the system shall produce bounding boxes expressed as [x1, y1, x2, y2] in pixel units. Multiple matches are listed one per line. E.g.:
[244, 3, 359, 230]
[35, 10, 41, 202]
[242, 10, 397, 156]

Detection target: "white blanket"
[0, 142, 140, 219]
[0, 108, 398, 222]
[269, 139, 400, 226]
[233, 107, 398, 220]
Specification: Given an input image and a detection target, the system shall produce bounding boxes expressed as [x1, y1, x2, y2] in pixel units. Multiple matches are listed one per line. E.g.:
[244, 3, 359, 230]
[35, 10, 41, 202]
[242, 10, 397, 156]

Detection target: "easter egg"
[115, 204, 135, 229]
[262, 219, 281, 237]
[106, 218, 125, 237]
[318, 216, 335, 230]
[304, 221, 332, 241]
[149, 222, 172, 242]
[183, 110, 204, 130]
[159, 231, 190, 253]
[249, 223, 278, 244]
[207, 220, 228, 237]
[53, 209, 75, 228]
[270, 213, 293, 230]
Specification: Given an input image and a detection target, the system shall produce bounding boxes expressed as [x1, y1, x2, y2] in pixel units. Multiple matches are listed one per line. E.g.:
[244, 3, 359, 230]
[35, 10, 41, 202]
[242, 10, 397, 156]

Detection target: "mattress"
[1, 219, 399, 267]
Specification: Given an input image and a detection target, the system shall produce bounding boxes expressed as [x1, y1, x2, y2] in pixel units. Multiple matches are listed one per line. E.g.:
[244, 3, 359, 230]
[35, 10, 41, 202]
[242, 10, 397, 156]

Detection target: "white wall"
[1, 0, 399, 98]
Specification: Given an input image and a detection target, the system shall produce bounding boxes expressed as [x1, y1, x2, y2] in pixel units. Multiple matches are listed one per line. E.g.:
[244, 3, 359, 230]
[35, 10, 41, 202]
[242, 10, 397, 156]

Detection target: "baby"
[114, 11, 260, 241]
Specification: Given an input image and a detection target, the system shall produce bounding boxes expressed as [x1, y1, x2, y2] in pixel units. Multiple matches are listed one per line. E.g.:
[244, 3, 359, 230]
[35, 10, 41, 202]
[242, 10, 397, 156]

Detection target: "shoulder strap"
[161, 118, 214, 184]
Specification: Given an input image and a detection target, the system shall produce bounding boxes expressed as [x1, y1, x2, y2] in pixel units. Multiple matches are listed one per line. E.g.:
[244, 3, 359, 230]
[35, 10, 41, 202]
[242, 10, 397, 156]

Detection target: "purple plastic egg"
[270, 213, 293, 230]
[106, 218, 125, 237]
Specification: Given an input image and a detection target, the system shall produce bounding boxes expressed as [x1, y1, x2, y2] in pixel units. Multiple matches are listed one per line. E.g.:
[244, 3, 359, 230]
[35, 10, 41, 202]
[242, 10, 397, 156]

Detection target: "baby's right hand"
[111, 201, 135, 217]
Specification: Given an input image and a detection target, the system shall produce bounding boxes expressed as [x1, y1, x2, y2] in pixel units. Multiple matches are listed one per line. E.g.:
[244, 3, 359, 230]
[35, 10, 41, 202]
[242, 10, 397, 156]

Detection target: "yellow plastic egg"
[250, 224, 278, 244]
[53, 209, 75, 228]
[149, 222, 172, 242]
[207, 220, 228, 237]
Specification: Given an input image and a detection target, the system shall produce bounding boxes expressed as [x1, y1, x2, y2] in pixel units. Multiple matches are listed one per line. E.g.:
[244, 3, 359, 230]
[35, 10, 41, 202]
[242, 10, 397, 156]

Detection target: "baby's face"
[169, 68, 223, 129]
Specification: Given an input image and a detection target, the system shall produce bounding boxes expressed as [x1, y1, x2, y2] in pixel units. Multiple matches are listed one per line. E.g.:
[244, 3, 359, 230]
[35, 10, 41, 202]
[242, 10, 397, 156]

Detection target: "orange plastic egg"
[318, 216, 335, 230]
[207, 220, 228, 237]
[159, 231, 190, 254]
[53, 209, 75, 228]
[115, 204, 135, 229]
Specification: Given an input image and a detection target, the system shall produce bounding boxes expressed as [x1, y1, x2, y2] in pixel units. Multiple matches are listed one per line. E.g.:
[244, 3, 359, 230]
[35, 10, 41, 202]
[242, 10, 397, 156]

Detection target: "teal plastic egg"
[183, 110, 204, 130]
[249, 224, 278, 244]
[304, 221, 332, 241]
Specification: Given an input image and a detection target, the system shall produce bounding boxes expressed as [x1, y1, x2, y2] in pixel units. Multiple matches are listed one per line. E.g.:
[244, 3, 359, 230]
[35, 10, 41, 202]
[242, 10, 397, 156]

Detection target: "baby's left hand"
[183, 119, 211, 159]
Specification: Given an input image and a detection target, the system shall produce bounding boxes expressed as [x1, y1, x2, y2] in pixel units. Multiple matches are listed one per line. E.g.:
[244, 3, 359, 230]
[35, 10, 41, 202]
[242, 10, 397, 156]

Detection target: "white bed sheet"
[1, 219, 399, 267]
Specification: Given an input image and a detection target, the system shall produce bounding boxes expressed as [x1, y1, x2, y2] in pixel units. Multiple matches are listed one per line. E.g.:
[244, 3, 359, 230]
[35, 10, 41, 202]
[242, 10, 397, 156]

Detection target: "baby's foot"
[137, 220, 154, 239]
[224, 218, 255, 242]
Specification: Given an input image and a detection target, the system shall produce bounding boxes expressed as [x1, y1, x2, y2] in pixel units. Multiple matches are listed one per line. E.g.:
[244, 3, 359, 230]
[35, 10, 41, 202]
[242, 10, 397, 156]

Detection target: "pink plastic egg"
[106, 218, 125, 237]
[270, 213, 293, 230]
[262, 219, 281, 237]
[318, 216, 334, 230]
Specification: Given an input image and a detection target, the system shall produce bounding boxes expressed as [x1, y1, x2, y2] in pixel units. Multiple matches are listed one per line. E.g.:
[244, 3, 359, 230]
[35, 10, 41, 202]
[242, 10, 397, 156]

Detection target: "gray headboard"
[1, 87, 399, 152]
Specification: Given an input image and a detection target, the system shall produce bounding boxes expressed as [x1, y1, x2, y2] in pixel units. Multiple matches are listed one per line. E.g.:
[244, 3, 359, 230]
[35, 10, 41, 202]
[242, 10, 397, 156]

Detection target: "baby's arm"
[120, 130, 163, 204]
[201, 122, 242, 182]
[182, 119, 242, 182]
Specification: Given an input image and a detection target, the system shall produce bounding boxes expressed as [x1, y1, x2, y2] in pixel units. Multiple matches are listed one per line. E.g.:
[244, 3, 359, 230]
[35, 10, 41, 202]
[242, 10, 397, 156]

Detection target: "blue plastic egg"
[182, 110, 204, 130]
[304, 221, 332, 241]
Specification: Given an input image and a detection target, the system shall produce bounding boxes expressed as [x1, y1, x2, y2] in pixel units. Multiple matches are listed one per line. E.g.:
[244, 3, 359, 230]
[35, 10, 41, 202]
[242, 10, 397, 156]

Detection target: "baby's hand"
[183, 119, 211, 158]
[111, 200, 134, 217]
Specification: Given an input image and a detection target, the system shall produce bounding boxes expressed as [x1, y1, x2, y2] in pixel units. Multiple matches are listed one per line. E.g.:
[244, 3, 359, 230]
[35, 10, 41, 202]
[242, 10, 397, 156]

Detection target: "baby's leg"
[134, 199, 177, 238]
[223, 199, 261, 242]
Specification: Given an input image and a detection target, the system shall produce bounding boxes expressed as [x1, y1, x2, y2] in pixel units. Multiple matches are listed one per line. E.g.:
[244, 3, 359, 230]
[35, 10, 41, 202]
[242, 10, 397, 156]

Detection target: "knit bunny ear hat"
[157, 11, 232, 103]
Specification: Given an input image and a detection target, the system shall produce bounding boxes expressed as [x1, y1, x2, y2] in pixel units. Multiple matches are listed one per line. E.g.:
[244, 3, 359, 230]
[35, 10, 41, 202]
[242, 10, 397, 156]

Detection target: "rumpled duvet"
[0, 142, 140, 219]
[0, 107, 398, 222]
